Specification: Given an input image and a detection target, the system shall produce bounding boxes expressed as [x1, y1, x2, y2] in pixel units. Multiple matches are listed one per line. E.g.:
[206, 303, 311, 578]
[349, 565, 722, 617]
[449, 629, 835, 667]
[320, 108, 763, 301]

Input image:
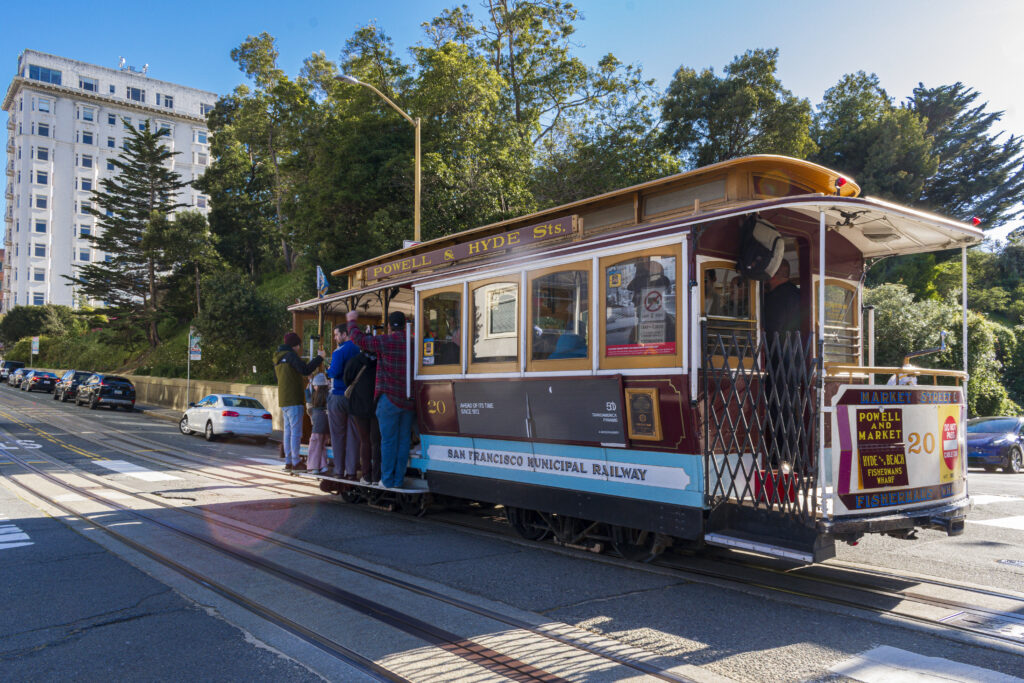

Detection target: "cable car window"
[701, 261, 758, 364]
[821, 279, 860, 365]
[530, 267, 589, 363]
[421, 290, 462, 368]
[604, 254, 677, 358]
[471, 282, 518, 365]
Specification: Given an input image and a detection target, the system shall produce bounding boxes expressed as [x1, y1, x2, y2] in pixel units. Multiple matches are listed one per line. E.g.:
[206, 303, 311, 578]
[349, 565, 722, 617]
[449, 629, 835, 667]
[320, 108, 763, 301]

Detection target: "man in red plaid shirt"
[346, 309, 414, 488]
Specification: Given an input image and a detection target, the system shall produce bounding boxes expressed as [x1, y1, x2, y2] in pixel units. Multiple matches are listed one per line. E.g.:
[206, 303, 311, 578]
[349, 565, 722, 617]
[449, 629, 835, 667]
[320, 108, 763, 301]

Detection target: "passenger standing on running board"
[326, 323, 360, 479]
[345, 310, 414, 489]
[274, 332, 325, 471]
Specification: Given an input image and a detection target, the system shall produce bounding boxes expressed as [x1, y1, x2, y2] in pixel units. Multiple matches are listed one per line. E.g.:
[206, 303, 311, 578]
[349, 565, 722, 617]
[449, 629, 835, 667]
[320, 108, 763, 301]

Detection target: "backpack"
[737, 214, 784, 281]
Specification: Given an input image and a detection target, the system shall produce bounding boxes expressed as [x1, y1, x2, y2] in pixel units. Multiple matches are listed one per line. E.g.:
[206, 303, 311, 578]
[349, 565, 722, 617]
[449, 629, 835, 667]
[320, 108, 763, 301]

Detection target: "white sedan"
[179, 394, 273, 443]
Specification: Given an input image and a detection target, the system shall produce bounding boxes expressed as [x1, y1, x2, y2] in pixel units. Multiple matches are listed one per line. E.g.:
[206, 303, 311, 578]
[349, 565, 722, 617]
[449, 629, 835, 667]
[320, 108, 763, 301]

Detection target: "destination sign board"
[365, 215, 576, 283]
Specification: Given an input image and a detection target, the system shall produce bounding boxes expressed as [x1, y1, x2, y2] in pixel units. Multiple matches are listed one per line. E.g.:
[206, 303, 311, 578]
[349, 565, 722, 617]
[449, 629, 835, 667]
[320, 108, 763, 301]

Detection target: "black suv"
[54, 369, 94, 402]
[75, 374, 136, 411]
[0, 360, 25, 382]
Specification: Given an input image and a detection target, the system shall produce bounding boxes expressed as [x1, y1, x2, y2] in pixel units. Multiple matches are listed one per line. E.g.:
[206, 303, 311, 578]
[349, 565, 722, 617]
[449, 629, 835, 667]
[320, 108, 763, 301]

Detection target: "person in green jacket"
[275, 332, 325, 471]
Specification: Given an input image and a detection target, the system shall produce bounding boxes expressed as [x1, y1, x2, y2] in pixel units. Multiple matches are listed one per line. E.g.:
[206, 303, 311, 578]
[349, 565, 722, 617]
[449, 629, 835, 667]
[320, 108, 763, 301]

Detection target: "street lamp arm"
[348, 78, 416, 127]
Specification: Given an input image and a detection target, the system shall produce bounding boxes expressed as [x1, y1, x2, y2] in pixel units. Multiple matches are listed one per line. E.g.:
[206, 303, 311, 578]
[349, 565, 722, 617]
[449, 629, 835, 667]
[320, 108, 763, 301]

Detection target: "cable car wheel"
[505, 507, 550, 541]
[610, 525, 670, 562]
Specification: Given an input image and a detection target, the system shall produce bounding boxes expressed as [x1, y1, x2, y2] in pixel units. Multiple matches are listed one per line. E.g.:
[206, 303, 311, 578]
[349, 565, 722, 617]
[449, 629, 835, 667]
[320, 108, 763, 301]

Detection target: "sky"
[3, 0, 1022, 231]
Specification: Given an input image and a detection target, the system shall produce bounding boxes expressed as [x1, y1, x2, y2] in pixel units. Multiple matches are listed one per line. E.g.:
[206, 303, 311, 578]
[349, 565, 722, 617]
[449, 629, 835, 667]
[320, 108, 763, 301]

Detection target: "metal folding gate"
[701, 326, 820, 526]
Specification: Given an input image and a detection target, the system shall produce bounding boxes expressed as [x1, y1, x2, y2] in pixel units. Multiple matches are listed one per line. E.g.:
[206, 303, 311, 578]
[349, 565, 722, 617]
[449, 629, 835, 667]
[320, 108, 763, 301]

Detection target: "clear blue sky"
[4, 0, 1022, 228]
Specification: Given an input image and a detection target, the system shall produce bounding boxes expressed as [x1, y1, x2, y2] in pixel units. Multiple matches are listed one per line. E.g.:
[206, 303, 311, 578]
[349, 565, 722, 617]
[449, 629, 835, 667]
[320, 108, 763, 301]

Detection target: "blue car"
[966, 417, 1024, 473]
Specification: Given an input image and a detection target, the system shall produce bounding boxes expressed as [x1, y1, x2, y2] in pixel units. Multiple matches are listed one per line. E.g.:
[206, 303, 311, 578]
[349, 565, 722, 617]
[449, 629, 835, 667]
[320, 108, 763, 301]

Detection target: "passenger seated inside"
[548, 332, 587, 359]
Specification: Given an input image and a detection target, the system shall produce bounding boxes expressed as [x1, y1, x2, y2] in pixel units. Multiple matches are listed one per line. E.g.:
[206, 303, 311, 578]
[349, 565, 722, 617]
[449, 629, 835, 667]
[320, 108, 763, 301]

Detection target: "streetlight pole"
[336, 75, 421, 244]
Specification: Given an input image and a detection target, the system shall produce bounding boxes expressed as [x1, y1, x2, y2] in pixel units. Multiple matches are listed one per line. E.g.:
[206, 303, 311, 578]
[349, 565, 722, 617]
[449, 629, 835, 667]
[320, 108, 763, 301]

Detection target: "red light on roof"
[971, 217, 981, 226]
[835, 177, 847, 188]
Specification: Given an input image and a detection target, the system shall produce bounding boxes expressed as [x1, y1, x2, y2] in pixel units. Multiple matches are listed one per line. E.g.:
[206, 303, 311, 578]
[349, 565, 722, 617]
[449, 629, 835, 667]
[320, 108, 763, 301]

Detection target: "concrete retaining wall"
[124, 374, 282, 429]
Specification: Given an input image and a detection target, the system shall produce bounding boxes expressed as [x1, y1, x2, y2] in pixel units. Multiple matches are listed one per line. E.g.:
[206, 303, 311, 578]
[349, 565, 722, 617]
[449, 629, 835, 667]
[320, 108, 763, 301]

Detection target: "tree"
[661, 48, 816, 168]
[910, 82, 1024, 227]
[0, 305, 81, 346]
[150, 211, 221, 319]
[69, 122, 186, 347]
[812, 72, 937, 202]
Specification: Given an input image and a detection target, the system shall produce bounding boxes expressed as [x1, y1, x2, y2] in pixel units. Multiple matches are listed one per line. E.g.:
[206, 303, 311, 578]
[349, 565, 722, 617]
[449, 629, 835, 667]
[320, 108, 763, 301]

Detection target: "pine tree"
[69, 121, 186, 347]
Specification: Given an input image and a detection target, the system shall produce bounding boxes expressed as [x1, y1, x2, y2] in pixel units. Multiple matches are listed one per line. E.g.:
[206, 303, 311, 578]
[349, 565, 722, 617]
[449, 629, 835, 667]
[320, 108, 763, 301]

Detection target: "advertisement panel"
[830, 385, 966, 516]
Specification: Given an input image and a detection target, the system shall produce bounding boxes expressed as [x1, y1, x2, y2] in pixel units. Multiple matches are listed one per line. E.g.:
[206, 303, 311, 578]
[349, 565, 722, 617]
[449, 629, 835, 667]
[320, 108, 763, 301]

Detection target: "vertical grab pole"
[865, 305, 876, 385]
[406, 322, 412, 400]
[818, 210, 827, 506]
[961, 245, 968, 377]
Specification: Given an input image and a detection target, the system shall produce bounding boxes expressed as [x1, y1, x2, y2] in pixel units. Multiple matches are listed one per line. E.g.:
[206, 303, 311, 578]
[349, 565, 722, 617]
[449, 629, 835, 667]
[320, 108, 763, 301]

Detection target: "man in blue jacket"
[326, 323, 360, 478]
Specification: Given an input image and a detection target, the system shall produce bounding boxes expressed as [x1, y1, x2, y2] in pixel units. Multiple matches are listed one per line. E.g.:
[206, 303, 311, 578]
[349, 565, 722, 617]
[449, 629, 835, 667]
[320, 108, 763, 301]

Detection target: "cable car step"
[704, 532, 817, 564]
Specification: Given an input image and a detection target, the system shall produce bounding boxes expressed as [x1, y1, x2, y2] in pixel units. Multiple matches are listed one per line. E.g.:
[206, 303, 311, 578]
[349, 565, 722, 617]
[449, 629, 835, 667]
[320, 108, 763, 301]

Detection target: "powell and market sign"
[364, 215, 576, 283]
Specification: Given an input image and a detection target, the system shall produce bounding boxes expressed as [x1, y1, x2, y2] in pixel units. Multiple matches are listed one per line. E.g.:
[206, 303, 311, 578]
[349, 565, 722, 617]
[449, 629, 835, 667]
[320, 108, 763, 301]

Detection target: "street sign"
[30, 337, 39, 355]
[188, 331, 201, 361]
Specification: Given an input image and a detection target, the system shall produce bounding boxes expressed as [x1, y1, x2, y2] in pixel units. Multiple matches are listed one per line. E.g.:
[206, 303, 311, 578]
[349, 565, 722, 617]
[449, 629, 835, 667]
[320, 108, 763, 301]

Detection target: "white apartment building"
[2, 50, 217, 311]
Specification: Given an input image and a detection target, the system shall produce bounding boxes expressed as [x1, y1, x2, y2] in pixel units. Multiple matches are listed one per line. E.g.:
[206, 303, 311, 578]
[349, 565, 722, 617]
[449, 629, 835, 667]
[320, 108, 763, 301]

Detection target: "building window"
[80, 107, 95, 122]
[34, 221, 46, 233]
[32, 293, 45, 306]
[34, 170, 47, 185]
[80, 178, 93, 192]
[80, 76, 98, 92]
[34, 195, 47, 209]
[123, 117, 132, 130]
[79, 201, 93, 215]
[33, 269, 45, 282]
[106, 160, 115, 171]
[157, 121, 171, 135]
[79, 249, 90, 262]
[28, 64, 62, 84]
[36, 122, 50, 137]
[34, 243, 46, 257]
[200, 103, 214, 116]
[156, 93, 174, 109]
[36, 146, 48, 161]
[108, 113, 116, 125]
[37, 98, 51, 113]
[79, 155, 93, 168]
[107, 136, 115, 148]
[195, 130, 208, 144]
[196, 195, 207, 209]
[105, 254, 112, 262]
[126, 87, 145, 103]
[79, 131, 94, 145]
[195, 152, 208, 166]
[80, 224, 92, 237]
[138, 120, 148, 132]
[109, 84, 116, 94]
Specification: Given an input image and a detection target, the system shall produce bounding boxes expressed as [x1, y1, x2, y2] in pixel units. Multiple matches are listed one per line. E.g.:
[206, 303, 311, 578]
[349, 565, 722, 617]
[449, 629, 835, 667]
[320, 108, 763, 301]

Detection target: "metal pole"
[818, 211, 827, 477]
[405, 321, 412, 400]
[865, 305, 875, 385]
[414, 117, 421, 243]
[186, 348, 191, 410]
[961, 245, 968, 377]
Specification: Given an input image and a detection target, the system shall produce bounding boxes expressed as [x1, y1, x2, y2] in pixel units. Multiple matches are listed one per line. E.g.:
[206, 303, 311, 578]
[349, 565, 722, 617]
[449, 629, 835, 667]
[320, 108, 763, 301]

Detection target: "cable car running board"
[703, 532, 815, 564]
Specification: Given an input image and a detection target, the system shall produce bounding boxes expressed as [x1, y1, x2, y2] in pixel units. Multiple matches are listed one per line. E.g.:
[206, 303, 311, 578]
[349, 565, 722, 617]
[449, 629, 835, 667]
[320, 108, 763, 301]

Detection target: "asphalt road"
[0, 385, 1022, 682]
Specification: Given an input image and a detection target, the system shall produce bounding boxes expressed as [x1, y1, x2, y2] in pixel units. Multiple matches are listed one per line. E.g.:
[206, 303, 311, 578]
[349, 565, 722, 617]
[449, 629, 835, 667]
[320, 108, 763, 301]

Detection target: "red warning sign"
[942, 415, 958, 471]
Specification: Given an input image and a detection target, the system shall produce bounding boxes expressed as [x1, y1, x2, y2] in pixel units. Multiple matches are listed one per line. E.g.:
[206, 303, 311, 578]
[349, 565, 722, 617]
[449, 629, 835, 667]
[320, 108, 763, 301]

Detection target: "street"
[1, 386, 1021, 682]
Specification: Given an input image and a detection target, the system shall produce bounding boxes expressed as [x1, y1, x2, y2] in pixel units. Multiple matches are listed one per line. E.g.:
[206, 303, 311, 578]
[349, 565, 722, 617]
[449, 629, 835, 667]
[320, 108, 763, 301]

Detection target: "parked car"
[967, 417, 1024, 473]
[75, 374, 136, 410]
[179, 394, 273, 443]
[0, 360, 25, 382]
[54, 369, 94, 402]
[8, 368, 29, 387]
[22, 370, 57, 393]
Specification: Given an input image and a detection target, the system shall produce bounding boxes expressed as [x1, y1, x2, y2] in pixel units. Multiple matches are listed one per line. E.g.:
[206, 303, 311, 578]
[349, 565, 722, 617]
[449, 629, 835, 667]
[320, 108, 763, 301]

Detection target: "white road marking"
[95, 459, 179, 482]
[830, 645, 1022, 682]
[0, 520, 33, 551]
[970, 515, 1024, 531]
[53, 494, 86, 503]
[971, 494, 1023, 506]
[246, 457, 284, 466]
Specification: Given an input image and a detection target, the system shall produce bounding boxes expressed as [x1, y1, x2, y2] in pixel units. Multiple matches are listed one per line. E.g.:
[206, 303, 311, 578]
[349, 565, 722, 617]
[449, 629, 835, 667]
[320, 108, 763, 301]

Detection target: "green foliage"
[69, 122, 187, 347]
[661, 48, 816, 167]
[0, 305, 85, 346]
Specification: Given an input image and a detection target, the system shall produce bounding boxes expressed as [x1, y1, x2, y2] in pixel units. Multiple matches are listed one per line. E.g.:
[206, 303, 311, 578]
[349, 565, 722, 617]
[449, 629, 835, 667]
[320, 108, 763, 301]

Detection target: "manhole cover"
[997, 559, 1024, 568]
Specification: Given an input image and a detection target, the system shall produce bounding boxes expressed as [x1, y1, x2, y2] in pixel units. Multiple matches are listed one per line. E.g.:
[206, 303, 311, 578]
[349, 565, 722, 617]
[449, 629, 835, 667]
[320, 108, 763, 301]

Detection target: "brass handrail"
[825, 363, 966, 385]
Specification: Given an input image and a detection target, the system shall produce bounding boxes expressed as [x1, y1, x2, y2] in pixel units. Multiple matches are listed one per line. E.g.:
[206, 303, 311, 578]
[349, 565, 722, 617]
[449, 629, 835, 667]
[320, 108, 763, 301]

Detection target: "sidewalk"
[134, 402, 283, 444]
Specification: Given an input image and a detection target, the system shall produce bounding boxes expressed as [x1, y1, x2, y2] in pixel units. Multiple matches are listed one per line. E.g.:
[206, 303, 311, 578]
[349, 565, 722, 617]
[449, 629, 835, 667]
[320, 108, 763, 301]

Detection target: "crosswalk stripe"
[969, 515, 1024, 531]
[95, 459, 178, 482]
[971, 494, 1023, 505]
[830, 645, 1022, 682]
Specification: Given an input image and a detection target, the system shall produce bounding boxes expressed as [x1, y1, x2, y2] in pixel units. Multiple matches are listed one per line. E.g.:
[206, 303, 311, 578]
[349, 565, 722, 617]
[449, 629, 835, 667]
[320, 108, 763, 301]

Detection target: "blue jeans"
[375, 395, 413, 487]
[281, 405, 304, 465]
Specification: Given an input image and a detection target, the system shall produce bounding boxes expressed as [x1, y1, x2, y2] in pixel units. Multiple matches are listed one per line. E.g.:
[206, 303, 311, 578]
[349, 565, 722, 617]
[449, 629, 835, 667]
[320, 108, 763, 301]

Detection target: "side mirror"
[188, 402, 196, 408]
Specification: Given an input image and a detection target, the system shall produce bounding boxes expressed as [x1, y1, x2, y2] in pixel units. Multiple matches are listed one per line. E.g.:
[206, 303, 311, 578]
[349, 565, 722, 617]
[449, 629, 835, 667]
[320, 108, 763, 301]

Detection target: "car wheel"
[89, 396, 99, 410]
[1005, 447, 1023, 474]
[52, 389, 59, 400]
[60, 390, 69, 403]
[179, 416, 192, 435]
[204, 421, 216, 442]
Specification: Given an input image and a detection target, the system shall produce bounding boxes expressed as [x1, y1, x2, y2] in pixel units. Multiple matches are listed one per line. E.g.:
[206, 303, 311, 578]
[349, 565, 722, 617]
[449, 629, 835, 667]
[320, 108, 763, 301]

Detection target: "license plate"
[113, 390, 123, 395]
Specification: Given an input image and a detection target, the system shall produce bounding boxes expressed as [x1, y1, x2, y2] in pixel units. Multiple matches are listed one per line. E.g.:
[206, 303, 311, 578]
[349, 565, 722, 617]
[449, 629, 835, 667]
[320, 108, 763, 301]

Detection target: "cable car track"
[2, 391, 1023, 654]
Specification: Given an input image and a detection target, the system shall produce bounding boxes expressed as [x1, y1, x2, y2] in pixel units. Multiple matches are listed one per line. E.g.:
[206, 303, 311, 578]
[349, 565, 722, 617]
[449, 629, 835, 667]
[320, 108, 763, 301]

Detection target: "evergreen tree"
[69, 121, 186, 347]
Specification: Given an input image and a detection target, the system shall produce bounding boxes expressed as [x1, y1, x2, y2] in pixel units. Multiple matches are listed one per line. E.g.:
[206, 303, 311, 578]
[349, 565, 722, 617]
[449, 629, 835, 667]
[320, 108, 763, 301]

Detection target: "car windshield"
[36, 372, 56, 378]
[967, 418, 1020, 434]
[74, 372, 91, 380]
[222, 397, 264, 409]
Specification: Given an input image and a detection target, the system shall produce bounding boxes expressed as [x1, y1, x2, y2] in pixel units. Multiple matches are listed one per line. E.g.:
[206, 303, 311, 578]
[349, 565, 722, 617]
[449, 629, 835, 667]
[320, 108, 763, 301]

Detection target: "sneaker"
[293, 460, 307, 472]
[358, 477, 371, 485]
[284, 463, 293, 471]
